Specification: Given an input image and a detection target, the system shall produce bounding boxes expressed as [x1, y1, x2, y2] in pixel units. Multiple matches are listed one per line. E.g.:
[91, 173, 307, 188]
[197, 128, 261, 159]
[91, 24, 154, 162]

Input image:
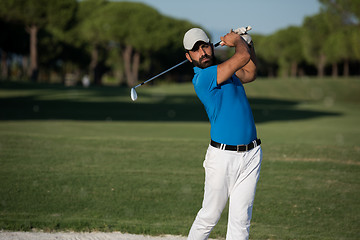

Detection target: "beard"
[191, 48, 217, 69]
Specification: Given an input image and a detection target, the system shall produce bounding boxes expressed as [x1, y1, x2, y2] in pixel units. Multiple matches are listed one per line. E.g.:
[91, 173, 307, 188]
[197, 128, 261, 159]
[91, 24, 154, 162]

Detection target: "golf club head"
[130, 88, 137, 101]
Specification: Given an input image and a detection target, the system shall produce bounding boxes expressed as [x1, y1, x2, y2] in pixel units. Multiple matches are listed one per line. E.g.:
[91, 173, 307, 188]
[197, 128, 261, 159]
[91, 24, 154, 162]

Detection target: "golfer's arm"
[235, 42, 257, 84]
[217, 39, 250, 85]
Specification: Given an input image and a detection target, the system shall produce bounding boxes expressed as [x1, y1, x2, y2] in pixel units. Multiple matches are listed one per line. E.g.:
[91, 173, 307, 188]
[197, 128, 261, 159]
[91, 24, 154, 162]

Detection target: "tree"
[0, 0, 77, 81]
[323, 27, 353, 76]
[350, 26, 360, 61]
[319, 0, 360, 76]
[253, 34, 279, 77]
[74, 0, 109, 85]
[319, 0, 360, 24]
[273, 26, 305, 78]
[98, 2, 195, 86]
[75, 1, 196, 86]
[105, 2, 165, 86]
[302, 12, 335, 77]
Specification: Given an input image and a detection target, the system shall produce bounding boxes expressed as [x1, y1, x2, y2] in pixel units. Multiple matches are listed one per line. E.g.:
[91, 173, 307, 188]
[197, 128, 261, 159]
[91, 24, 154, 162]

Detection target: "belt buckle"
[236, 144, 247, 152]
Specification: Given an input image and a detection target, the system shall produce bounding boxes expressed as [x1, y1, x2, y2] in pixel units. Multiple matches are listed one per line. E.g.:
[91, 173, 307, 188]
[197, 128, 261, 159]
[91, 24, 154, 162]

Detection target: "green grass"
[0, 78, 359, 239]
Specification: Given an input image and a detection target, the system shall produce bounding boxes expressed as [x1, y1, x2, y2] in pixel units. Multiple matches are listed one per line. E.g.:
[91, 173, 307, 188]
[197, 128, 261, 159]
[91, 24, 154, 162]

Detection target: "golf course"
[0, 77, 359, 239]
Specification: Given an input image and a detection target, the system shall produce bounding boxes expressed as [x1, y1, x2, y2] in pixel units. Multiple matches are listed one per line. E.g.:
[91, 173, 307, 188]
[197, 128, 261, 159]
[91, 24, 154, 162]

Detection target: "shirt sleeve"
[193, 65, 218, 98]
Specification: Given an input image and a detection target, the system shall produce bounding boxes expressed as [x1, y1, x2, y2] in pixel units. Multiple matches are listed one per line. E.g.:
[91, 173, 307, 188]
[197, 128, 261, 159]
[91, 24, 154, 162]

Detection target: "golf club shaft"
[134, 59, 189, 89]
[133, 41, 222, 89]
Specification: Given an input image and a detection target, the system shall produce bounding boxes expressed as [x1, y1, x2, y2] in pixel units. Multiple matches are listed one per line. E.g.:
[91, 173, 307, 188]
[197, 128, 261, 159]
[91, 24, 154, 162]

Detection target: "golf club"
[130, 26, 252, 101]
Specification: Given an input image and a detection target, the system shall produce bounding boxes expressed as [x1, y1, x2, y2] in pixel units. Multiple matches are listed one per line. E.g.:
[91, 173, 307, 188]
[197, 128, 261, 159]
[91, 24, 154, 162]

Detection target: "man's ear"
[185, 52, 192, 62]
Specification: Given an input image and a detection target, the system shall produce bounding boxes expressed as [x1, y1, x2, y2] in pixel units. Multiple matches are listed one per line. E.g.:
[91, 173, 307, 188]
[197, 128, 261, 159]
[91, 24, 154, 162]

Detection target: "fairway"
[0, 78, 359, 239]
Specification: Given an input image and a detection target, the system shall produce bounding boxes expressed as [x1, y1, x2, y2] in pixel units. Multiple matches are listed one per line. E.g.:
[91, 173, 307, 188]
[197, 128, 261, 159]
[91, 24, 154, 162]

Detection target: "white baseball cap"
[183, 28, 210, 51]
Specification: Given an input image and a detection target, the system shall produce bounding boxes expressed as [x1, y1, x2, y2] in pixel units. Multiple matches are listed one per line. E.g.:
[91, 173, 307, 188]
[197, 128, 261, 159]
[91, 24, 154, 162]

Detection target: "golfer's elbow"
[248, 70, 257, 82]
[236, 61, 257, 84]
[242, 70, 257, 84]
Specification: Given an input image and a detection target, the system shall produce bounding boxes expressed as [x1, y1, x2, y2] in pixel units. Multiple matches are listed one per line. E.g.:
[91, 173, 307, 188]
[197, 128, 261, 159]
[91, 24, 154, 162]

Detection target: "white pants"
[187, 144, 262, 240]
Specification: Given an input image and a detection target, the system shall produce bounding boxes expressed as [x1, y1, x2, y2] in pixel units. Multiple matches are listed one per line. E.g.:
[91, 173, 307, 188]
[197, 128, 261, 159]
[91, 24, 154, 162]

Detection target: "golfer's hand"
[234, 27, 248, 35]
[233, 27, 252, 44]
[220, 30, 242, 47]
[241, 34, 252, 45]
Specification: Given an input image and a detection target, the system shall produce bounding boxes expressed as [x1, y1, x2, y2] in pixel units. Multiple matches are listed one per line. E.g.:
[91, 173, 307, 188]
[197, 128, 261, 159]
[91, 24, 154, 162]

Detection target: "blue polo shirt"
[192, 65, 257, 145]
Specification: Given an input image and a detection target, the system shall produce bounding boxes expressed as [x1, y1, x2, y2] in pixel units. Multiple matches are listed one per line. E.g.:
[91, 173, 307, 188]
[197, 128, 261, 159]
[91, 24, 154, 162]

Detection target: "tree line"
[0, 0, 197, 86]
[253, 0, 360, 78]
[0, 0, 359, 87]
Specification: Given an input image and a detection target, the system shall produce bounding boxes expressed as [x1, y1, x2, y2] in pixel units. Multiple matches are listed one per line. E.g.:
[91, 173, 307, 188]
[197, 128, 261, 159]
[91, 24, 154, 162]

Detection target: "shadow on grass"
[0, 82, 341, 122]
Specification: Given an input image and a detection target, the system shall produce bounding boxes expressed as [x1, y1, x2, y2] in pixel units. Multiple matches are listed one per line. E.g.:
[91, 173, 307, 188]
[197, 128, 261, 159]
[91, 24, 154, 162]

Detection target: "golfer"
[183, 28, 262, 240]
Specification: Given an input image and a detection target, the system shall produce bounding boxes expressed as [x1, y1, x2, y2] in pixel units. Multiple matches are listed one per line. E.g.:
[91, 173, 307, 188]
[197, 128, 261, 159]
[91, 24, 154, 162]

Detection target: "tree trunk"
[123, 45, 139, 87]
[281, 69, 288, 78]
[1, 49, 8, 79]
[298, 67, 305, 77]
[267, 67, 275, 78]
[89, 46, 99, 85]
[27, 24, 38, 82]
[123, 45, 132, 86]
[317, 53, 326, 78]
[132, 51, 140, 83]
[22, 56, 29, 80]
[291, 61, 297, 77]
[332, 62, 338, 78]
[343, 58, 349, 77]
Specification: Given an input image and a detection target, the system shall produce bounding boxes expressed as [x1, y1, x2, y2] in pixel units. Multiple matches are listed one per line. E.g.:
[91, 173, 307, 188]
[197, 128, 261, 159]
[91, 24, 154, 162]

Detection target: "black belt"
[210, 139, 261, 152]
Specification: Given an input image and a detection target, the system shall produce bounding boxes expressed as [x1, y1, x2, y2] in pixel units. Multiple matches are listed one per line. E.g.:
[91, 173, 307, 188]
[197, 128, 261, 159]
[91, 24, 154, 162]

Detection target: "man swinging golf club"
[184, 27, 262, 240]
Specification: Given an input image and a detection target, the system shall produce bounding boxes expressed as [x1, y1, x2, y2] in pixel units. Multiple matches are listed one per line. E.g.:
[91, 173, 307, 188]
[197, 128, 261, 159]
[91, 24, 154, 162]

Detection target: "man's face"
[186, 42, 216, 69]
